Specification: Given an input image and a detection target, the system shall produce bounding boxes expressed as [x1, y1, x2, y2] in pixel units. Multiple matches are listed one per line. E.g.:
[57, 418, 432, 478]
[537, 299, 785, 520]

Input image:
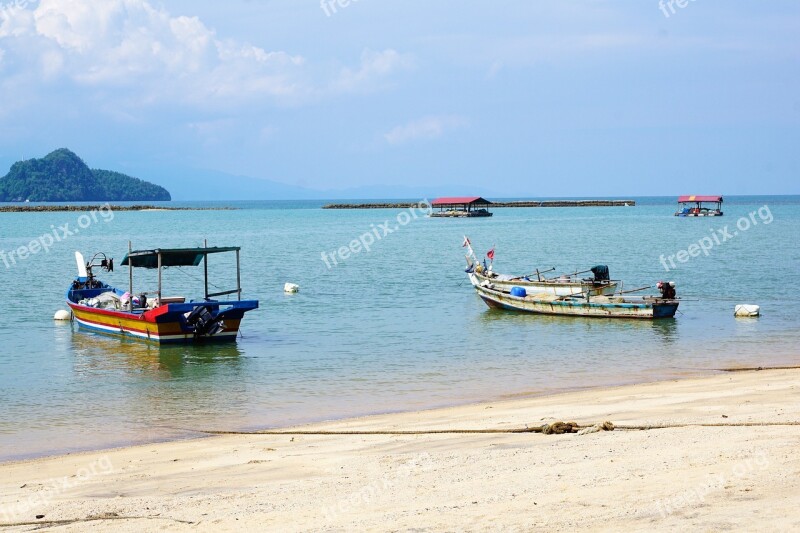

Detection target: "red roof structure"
[431, 197, 491, 206]
[430, 196, 493, 217]
[677, 195, 723, 203]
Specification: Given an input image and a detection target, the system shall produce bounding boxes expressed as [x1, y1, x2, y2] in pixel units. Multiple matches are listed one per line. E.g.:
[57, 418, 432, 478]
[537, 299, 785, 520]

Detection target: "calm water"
[1, 196, 799, 461]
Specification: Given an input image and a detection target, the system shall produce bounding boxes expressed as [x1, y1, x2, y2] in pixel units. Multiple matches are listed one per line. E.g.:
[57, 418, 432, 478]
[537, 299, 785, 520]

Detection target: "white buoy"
[284, 283, 300, 293]
[54, 309, 71, 321]
[734, 304, 760, 317]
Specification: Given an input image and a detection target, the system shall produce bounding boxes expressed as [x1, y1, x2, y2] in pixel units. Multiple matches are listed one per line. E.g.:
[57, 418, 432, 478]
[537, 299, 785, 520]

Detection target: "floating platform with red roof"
[430, 197, 493, 217]
[675, 195, 723, 217]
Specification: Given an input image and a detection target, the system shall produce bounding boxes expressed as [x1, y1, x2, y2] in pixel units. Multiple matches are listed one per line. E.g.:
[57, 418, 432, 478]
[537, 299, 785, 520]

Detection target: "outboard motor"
[590, 265, 610, 283]
[186, 306, 225, 337]
[657, 281, 676, 299]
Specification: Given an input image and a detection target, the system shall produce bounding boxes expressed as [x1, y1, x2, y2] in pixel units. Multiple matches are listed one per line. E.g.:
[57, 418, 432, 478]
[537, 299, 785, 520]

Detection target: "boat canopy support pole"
[157, 251, 162, 302]
[128, 241, 133, 298]
[236, 249, 241, 301]
[203, 239, 209, 300]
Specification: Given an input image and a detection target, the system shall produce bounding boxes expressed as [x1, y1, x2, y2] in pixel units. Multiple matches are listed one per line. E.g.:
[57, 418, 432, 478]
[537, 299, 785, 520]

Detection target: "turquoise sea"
[1, 196, 798, 461]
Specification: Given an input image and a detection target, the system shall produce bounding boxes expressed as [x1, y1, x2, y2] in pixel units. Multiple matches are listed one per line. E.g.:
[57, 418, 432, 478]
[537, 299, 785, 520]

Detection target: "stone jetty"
[323, 200, 635, 209]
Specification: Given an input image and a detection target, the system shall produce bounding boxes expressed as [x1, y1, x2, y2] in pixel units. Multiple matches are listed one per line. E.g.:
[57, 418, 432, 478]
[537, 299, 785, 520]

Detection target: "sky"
[0, 0, 798, 200]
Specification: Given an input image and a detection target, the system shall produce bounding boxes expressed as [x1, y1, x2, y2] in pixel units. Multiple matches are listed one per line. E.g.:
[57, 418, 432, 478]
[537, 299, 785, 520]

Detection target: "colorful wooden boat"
[67, 244, 259, 344]
[675, 195, 723, 217]
[473, 283, 679, 319]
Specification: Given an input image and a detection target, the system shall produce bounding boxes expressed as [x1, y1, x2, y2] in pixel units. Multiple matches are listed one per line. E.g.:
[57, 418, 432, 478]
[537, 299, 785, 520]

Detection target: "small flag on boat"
[462, 236, 471, 248]
[487, 247, 495, 261]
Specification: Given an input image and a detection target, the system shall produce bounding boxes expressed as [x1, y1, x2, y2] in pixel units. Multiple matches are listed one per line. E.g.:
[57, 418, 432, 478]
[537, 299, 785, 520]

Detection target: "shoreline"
[0, 205, 237, 212]
[0, 364, 741, 464]
[2, 364, 795, 464]
[1, 367, 798, 530]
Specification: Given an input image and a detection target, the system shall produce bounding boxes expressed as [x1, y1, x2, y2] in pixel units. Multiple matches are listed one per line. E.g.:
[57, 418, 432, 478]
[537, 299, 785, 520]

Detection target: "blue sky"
[0, 0, 797, 199]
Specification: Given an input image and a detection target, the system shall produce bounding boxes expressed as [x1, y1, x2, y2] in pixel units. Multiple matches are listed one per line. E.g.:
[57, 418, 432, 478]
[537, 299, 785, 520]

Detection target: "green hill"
[0, 149, 171, 202]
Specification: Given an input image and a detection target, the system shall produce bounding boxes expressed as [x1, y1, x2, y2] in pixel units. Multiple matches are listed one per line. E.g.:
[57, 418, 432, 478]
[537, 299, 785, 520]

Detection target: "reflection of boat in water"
[69, 330, 244, 376]
[473, 282, 679, 319]
[67, 243, 259, 344]
[462, 236, 619, 296]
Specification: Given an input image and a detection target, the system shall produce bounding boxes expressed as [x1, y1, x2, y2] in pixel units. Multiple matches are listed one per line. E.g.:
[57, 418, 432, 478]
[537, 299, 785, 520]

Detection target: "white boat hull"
[468, 272, 617, 296]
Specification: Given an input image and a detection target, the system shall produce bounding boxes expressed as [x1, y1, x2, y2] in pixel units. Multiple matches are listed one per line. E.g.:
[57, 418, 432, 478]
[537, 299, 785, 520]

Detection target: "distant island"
[0, 148, 171, 202]
[0, 205, 236, 213]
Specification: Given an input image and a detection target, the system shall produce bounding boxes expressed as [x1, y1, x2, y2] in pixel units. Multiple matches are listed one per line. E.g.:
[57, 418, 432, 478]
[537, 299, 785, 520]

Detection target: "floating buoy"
[54, 309, 71, 321]
[734, 304, 760, 317]
[284, 283, 300, 293]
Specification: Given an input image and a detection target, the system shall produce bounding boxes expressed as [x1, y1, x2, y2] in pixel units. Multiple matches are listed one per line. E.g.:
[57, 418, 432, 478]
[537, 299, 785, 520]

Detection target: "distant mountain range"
[143, 166, 499, 201]
[0, 149, 171, 202]
[0, 149, 500, 202]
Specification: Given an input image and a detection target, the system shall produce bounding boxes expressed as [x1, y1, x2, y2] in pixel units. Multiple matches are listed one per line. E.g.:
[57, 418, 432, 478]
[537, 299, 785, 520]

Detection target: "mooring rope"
[187, 427, 550, 435]
[0, 515, 194, 527]
[718, 365, 800, 372]
[179, 420, 800, 437]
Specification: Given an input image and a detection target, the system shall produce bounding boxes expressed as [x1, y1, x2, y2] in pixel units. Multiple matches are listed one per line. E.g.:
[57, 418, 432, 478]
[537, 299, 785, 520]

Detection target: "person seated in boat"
[657, 281, 676, 299]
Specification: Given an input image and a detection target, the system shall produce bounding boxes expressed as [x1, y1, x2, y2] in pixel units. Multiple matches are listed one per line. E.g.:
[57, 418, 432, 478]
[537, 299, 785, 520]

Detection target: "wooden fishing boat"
[461, 236, 619, 296]
[67, 243, 259, 343]
[467, 268, 618, 296]
[473, 282, 679, 319]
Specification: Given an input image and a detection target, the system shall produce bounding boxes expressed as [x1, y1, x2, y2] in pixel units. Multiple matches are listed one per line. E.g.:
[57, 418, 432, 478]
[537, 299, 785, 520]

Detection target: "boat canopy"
[677, 195, 723, 203]
[121, 247, 240, 269]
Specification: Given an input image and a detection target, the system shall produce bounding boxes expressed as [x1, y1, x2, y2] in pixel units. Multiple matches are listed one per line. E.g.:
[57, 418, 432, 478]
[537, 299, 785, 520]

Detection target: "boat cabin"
[120, 244, 244, 305]
[675, 195, 723, 217]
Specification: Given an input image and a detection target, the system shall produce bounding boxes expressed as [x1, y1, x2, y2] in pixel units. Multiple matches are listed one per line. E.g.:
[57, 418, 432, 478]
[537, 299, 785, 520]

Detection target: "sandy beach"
[1, 368, 798, 532]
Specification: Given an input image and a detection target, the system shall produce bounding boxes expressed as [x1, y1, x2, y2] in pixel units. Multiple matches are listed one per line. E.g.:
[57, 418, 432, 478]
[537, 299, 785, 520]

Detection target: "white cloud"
[384, 115, 468, 145]
[0, 0, 404, 110]
[333, 48, 413, 93]
[0, 0, 306, 102]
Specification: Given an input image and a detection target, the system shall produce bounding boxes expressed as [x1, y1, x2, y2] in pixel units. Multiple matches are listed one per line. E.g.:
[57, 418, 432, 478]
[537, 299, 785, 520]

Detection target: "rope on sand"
[615, 421, 800, 430]
[181, 421, 592, 436]
[718, 365, 800, 372]
[186, 420, 800, 437]
[0, 515, 195, 527]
